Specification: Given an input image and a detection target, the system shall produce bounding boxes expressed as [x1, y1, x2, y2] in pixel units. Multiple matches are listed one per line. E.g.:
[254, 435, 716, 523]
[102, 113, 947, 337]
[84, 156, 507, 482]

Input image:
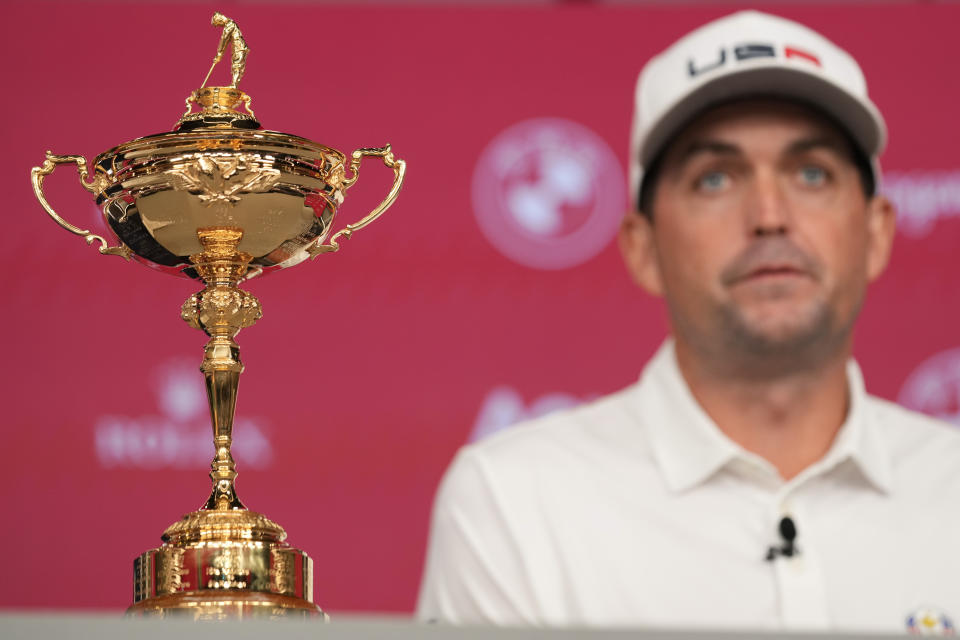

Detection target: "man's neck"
[673, 338, 851, 481]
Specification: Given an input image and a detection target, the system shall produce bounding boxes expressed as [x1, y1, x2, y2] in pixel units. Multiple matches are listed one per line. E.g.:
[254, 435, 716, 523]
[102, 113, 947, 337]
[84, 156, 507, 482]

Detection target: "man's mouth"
[720, 238, 821, 288]
[746, 265, 806, 279]
[729, 264, 814, 289]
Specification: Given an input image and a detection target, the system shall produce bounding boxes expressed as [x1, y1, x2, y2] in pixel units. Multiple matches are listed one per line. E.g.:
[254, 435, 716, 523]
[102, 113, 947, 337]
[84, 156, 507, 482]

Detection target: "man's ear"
[865, 194, 896, 283]
[618, 212, 664, 297]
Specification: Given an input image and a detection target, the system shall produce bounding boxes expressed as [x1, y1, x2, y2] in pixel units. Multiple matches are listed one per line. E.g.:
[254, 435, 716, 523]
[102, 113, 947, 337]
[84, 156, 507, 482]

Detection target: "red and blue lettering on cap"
[688, 44, 821, 78]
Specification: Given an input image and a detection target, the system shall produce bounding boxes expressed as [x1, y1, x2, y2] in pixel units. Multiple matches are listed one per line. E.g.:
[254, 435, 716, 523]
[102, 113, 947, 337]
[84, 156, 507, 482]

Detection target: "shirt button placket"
[772, 496, 830, 629]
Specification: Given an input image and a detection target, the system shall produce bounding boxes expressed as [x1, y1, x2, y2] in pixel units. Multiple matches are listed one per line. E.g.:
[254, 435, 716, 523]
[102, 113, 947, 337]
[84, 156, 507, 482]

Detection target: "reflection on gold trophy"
[31, 13, 405, 619]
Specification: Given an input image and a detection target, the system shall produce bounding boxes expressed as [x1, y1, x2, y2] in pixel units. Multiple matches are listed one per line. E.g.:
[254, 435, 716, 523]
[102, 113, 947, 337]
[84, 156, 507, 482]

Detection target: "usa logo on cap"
[907, 608, 955, 636]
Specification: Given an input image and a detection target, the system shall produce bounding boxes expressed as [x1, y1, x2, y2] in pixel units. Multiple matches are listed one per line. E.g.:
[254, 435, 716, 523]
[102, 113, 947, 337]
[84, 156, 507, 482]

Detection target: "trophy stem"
[203, 364, 243, 510]
[181, 227, 262, 511]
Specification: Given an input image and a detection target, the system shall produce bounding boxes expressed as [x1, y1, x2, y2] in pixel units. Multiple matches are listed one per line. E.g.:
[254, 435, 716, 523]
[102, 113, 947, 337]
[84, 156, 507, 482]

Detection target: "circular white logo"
[897, 347, 960, 425]
[472, 118, 626, 270]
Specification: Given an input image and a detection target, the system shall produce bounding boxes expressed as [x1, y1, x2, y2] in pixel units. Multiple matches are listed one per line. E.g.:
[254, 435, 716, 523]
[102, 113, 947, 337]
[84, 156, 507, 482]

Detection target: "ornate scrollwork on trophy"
[181, 287, 262, 335]
[157, 548, 188, 592]
[168, 154, 281, 206]
[180, 87, 257, 129]
[30, 153, 132, 259]
[181, 228, 262, 343]
[207, 547, 252, 590]
[270, 549, 295, 596]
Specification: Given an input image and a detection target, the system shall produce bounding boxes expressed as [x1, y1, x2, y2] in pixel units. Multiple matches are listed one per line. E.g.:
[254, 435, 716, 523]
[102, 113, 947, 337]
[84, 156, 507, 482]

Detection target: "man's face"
[619, 100, 895, 371]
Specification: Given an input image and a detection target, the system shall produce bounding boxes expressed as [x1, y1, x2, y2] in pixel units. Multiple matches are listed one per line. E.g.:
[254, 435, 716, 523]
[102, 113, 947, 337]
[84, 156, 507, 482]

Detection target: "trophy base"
[131, 507, 326, 620]
[127, 591, 327, 620]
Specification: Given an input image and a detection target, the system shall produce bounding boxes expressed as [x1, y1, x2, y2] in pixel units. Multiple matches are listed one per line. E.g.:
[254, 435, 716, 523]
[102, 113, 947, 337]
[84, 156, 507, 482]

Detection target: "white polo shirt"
[417, 341, 960, 632]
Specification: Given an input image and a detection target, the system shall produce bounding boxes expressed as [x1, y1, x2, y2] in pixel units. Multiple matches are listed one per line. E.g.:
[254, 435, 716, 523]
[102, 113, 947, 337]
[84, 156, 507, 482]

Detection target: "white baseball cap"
[630, 10, 887, 210]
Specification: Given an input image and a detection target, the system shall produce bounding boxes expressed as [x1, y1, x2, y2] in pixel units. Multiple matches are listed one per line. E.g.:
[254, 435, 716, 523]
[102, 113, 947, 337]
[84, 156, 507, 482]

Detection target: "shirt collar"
[633, 340, 739, 492]
[632, 339, 893, 494]
[808, 359, 893, 494]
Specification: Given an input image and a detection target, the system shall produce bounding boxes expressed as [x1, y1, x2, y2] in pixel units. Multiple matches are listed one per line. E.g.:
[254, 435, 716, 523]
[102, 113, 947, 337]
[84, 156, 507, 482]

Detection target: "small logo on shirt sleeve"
[907, 608, 955, 636]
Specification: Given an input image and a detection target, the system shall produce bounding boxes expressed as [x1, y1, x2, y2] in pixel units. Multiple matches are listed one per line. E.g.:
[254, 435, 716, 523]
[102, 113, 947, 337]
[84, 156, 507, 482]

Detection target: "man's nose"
[745, 169, 791, 237]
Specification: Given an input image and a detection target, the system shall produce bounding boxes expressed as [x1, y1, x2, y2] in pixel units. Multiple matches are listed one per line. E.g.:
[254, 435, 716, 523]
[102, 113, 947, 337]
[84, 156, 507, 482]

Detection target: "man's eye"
[799, 166, 828, 187]
[696, 171, 729, 192]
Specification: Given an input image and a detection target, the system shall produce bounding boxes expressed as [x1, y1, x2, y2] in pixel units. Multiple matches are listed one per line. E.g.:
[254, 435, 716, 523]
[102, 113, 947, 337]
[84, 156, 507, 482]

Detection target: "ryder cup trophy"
[30, 13, 405, 619]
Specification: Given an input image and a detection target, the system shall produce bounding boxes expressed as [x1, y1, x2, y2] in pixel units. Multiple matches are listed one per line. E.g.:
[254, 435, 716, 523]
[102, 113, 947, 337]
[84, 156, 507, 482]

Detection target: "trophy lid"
[176, 86, 261, 132]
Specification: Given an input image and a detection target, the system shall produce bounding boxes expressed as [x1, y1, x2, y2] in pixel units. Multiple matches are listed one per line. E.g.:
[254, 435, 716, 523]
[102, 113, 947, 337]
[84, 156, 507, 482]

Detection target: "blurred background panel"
[1, 0, 958, 615]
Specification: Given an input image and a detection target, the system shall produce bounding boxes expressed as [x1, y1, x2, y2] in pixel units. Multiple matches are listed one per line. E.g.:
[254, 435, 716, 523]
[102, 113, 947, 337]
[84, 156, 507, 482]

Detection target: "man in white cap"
[418, 11, 960, 632]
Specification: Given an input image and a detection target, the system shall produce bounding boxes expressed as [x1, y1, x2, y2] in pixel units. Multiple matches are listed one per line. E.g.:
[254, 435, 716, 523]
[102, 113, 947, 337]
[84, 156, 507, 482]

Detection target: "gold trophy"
[30, 13, 405, 619]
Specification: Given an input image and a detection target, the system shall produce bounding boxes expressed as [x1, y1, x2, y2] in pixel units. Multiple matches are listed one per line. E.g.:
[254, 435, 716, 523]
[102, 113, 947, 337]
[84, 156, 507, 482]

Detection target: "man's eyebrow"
[675, 140, 742, 164]
[784, 136, 852, 157]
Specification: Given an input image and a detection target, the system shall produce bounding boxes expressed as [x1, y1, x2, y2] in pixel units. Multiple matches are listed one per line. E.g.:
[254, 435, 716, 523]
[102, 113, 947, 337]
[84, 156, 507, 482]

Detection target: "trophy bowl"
[93, 129, 348, 279]
[36, 125, 403, 281]
[30, 13, 405, 620]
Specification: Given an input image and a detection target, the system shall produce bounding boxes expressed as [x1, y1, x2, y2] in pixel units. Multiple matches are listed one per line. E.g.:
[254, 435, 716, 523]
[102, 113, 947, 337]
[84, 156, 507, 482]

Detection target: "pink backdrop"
[2, 2, 960, 614]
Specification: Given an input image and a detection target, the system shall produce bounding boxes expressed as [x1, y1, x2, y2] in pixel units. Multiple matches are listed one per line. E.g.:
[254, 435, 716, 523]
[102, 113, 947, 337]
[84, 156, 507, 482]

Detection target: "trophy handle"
[30, 151, 132, 259]
[308, 144, 406, 257]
